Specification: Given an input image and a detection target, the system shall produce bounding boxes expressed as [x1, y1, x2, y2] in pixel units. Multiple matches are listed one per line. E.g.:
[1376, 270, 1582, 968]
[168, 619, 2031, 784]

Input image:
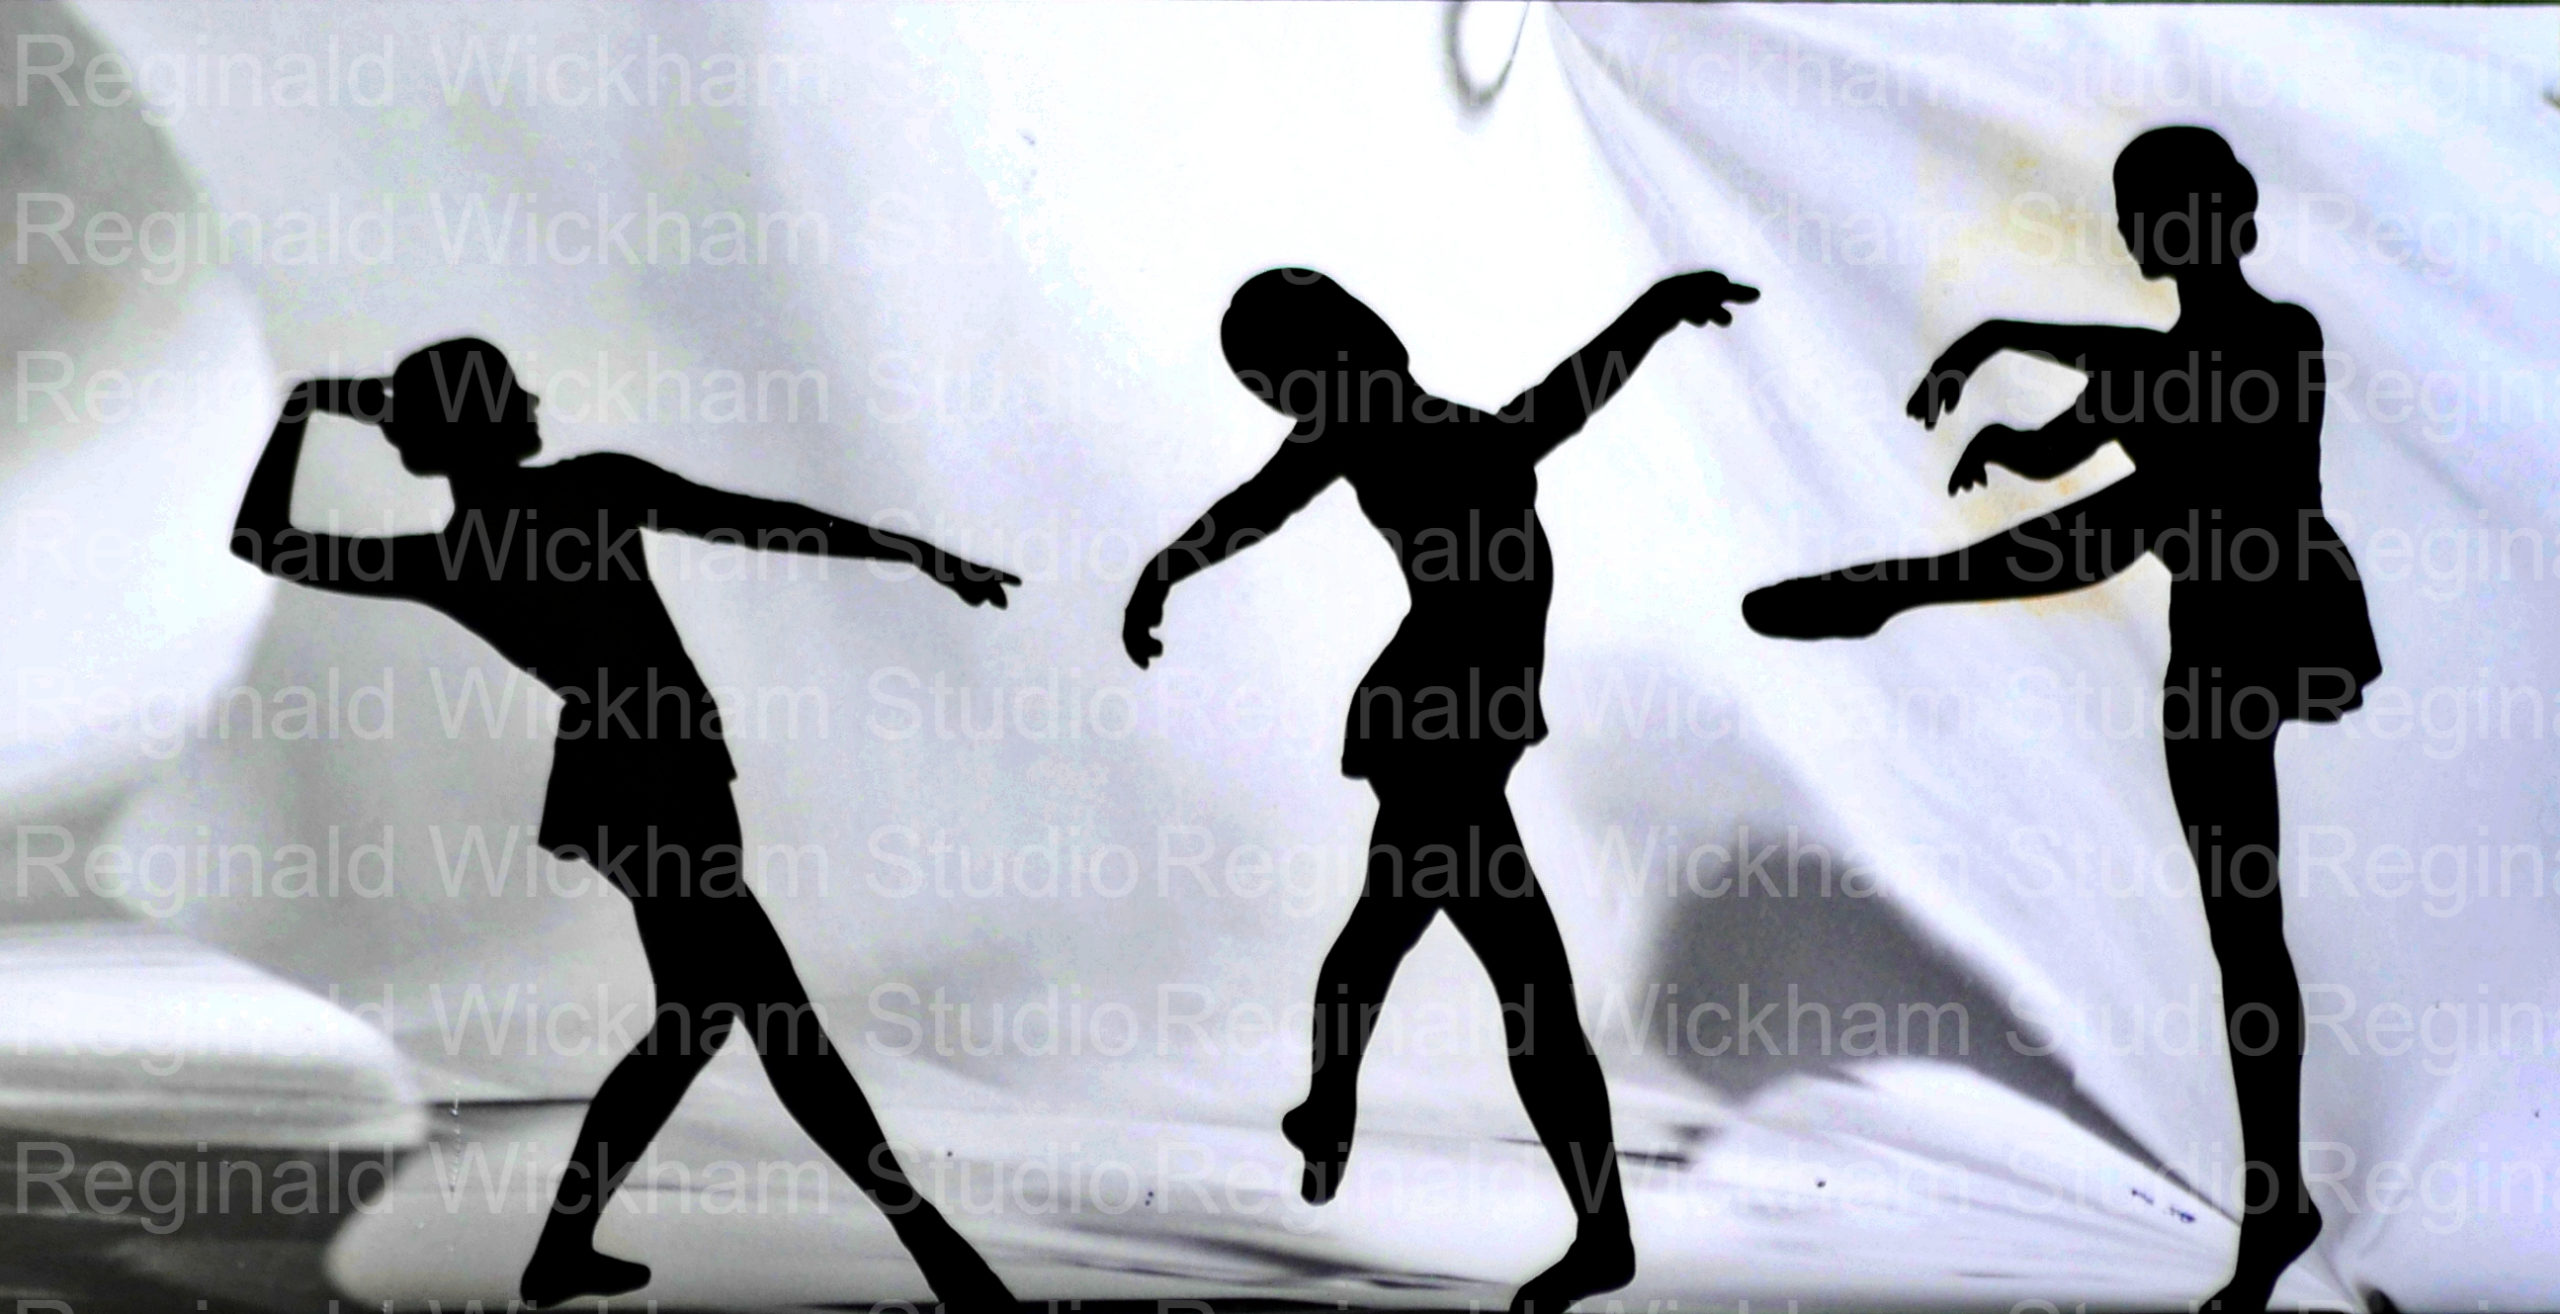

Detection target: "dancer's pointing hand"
[1656, 271, 1759, 327]
[945, 561, 1019, 608]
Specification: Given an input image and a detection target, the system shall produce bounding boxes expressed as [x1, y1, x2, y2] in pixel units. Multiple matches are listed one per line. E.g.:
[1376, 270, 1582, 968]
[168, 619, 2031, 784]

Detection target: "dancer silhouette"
[1124, 268, 1756, 1314]
[1742, 128, 2380, 1314]
[228, 340, 1022, 1311]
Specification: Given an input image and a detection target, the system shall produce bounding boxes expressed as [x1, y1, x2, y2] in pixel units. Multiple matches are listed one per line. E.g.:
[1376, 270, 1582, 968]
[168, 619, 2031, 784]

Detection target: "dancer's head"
[382, 337, 541, 474]
[1222, 268, 1409, 423]
[2113, 126, 2258, 280]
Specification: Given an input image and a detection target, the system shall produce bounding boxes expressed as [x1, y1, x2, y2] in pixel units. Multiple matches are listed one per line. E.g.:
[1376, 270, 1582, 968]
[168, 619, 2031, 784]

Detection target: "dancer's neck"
[2168, 261, 2255, 316]
[445, 461, 529, 512]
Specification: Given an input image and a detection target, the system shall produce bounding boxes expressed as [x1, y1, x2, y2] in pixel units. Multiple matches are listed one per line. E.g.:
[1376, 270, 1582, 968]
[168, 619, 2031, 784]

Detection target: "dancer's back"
[2104, 295, 2326, 519]
[1321, 406, 1560, 774]
[2081, 290, 2372, 707]
[394, 452, 727, 763]
[1339, 411, 1555, 648]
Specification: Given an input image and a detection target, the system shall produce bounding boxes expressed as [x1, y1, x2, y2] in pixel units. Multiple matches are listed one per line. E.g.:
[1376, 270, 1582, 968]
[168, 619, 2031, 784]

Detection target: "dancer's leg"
[739, 921, 1017, 1311]
[521, 795, 751, 1306]
[522, 986, 734, 1305]
[2165, 727, 2317, 1313]
[1745, 478, 2159, 639]
[1439, 787, 1633, 1314]
[1286, 783, 1443, 1204]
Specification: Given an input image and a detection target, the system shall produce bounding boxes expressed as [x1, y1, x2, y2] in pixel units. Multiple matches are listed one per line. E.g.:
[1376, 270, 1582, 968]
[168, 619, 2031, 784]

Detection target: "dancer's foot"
[896, 1202, 1020, 1314]
[520, 1239, 651, 1308]
[1281, 1095, 1353, 1205]
[1742, 576, 1897, 640]
[1507, 1226, 1636, 1314]
[2203, 1203, 2322, 1313]
[922, 1247, 1018, 1314]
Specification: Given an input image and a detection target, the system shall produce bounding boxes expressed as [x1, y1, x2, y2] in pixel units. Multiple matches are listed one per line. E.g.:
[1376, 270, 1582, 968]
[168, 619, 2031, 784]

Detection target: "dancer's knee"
[630, 995, 737, 1067]
[743, 998, 837, 1059]
[1499, 984, 1593, 1062]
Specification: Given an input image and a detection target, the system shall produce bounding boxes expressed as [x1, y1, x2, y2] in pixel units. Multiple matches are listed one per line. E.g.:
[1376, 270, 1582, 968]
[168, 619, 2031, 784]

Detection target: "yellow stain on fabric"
[1913, 128, 2169, 626]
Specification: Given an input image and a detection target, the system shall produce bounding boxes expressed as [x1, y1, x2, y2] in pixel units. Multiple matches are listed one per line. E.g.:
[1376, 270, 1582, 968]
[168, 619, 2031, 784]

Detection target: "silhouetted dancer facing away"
[1742, 128, 2380, 1314]
[1124, 269, 1755, 1314]
[229, 340, 1023, 1312]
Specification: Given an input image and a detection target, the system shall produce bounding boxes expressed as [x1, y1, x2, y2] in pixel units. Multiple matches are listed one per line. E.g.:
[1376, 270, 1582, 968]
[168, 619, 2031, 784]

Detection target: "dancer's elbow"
[228, 522, 277, 570]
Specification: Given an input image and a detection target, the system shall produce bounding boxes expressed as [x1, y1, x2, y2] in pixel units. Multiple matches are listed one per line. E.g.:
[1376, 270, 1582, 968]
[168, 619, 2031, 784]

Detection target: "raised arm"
[1909, 319, 2171, 427]
[581, 453, 1016, 606]
[230, 379, 420, 596]
[1500, 270, 1757, 462]
[1121, 430, 1339, 668]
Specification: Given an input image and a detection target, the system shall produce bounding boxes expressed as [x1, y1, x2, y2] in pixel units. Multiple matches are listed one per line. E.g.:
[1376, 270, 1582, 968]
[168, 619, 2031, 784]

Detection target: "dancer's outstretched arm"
[581, 453, 1016, 607]
[1503, 271, 1756, 461]
[1908, 320, 2169, 427]
[1122, 432, 1339, 668]
[231, 379, 430, 596]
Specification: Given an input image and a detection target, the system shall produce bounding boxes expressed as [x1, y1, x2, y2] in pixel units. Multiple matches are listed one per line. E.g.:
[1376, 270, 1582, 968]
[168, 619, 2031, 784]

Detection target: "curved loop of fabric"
[1446, 0, 1533, 113]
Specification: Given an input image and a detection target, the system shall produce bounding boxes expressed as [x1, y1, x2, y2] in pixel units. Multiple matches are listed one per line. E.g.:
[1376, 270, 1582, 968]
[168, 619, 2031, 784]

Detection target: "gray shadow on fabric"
[1557, 665, 2183, 1188]
[0, 1125, 408, 1314]
[1443, 1, 1529, 114]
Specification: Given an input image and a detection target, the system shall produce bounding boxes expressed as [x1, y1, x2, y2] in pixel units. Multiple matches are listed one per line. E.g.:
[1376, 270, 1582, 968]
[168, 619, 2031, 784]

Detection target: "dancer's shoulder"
[532, 450, 687, 505]
[542, 449, 660, 482]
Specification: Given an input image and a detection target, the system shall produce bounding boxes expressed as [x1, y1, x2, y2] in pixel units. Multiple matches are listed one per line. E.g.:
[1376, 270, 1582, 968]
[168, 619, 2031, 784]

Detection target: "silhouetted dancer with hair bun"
[1125, 268, 1756, 1314]
[229, 338, 1023, 1311]
[1742, 128, 2380, 1314]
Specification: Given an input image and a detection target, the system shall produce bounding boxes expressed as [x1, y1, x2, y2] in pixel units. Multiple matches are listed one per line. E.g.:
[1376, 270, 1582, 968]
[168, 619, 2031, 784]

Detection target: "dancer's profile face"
[2110, 129, 2256, 282]
[381, 341, 542, 474]
[2115, 193, 2182, 280]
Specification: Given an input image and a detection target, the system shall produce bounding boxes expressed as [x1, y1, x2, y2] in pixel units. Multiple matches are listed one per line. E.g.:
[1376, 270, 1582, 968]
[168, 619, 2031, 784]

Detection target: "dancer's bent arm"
[1503, 271, 1756, 462]
[231, 380, 429, 597]
[1909, 320, 2168, 427]
[580, 452, 1017, 607]
[1121, 433, 1338, 668]
[1944, 398, 2119, 495]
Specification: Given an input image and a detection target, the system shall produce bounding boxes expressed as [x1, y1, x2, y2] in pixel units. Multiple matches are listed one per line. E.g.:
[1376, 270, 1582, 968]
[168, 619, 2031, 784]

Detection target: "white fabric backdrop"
[8, 4, 2555, 1309]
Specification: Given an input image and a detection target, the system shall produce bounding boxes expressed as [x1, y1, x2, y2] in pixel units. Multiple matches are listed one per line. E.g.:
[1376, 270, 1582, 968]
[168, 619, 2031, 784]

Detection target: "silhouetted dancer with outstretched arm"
[228, 339, 1023, 1312]
[1123, 268, 1755, 1314]
[1742, 128, 2380, 1314]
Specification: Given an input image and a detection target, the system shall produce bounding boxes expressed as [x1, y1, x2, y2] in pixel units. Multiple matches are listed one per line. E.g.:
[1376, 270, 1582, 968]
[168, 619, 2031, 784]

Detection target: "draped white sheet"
[10, 4, 2555, 1309]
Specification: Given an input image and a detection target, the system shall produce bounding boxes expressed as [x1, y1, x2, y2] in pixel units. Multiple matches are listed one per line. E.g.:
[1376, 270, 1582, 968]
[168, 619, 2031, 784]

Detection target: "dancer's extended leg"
[1745, 478, 2159, 639]
[1286, 789, 1442, 1204]
[742, 928, 1017, 1312]
[1442, 792, 1633, 1314]
[2167, 729, 2317, 1313]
